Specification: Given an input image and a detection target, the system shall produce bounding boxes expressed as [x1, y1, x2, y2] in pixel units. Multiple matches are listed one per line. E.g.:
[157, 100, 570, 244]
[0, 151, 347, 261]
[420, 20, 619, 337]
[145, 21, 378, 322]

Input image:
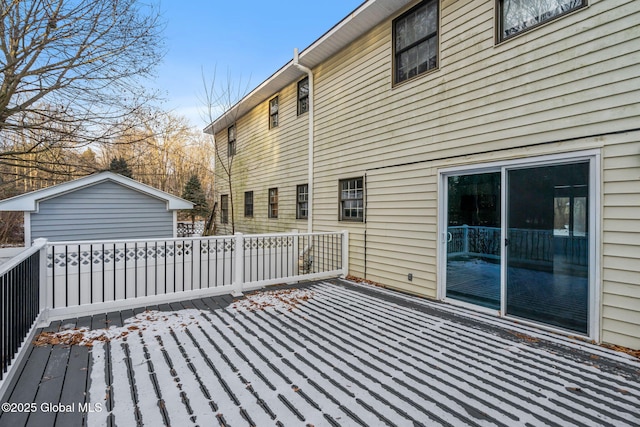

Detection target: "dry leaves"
[33, 309, 200, 348]
[509, 331, 541, 343]
[232, 288, 315, 312]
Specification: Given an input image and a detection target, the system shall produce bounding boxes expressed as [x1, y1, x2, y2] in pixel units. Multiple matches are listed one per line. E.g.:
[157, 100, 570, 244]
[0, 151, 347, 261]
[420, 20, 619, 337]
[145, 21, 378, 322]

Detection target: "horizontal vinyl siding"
[314, 0, 639, 171]
[364, 164, 438, 296]
[215, 83, 310, 235]
[30, 181, 173, 241]
[213, 0, 640, 348]
[601, 134, 640, 349]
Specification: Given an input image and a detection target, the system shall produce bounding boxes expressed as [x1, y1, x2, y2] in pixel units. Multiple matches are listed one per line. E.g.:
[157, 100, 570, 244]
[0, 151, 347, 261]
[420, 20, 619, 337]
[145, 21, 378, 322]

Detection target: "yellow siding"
[214, 0, 640, 348]
[601, 136, 640, 349]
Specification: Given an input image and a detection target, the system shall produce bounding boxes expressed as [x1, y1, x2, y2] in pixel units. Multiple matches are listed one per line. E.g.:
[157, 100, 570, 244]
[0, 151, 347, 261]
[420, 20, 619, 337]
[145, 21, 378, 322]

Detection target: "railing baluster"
[0, 241, 44, 381]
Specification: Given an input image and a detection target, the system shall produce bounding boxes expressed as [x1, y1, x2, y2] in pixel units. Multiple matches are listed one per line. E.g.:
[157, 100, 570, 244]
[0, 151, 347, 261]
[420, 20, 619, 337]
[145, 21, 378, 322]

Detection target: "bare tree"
[201, 67, 252, 234]
[0, 0, 164, 179]
[97, 111, 215, 201]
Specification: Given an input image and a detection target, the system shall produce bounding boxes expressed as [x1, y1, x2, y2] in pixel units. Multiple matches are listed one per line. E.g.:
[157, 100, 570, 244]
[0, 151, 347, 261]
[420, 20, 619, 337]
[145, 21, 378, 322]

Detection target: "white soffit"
[205, 0, 413, 136]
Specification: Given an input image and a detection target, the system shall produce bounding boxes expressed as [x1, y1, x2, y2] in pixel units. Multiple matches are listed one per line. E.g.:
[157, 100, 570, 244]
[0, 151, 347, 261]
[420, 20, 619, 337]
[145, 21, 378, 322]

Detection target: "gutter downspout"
[293, 48, 313, 234]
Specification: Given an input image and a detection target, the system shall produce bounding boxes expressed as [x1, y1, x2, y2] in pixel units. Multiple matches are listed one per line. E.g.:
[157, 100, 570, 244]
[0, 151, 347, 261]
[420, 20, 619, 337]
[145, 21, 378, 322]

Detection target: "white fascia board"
[204, 0, 414, 137]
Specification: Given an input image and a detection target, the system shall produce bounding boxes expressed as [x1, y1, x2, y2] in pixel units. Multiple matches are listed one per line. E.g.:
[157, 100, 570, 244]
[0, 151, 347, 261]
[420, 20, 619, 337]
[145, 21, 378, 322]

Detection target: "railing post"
[291, 229, 299, 276]
[341, 230, 349, 278]
[232, 232, 244, 297]
[34, 238, 49, 315]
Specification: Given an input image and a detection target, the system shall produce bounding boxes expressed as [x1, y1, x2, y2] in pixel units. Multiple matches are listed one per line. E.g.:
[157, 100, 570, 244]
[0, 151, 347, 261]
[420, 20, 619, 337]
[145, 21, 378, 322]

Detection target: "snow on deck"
[32, 281, 640, 426]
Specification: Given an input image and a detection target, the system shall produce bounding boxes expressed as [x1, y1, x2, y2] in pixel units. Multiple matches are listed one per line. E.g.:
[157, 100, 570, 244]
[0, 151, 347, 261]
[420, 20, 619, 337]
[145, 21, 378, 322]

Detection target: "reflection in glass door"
[446, 172, 501, 309]
[506, 163, 590, 333]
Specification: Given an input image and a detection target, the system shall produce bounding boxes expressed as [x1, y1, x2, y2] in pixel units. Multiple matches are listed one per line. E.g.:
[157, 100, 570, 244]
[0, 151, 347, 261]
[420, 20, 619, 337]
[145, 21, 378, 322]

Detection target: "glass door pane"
[506, 163, 589, 333]
[446, 172, 501, 309]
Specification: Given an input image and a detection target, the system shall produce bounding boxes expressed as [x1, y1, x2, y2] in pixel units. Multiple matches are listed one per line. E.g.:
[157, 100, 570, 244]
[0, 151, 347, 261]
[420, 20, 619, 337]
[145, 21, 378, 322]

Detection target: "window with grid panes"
[297, 184, 308, 219]
[227, 125, 236, 156]
[339, 178, 364, 222]
[268, 188, 278, 218]
[393, 0, 438, 84]
[297, 77, 309, 115]
[269, 97, 279, 128]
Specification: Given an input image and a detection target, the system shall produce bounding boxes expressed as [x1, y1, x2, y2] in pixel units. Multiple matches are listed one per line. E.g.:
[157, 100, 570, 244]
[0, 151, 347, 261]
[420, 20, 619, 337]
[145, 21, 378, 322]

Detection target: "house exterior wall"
[30, 181, 174, 241]
[213, 0, 640, 348]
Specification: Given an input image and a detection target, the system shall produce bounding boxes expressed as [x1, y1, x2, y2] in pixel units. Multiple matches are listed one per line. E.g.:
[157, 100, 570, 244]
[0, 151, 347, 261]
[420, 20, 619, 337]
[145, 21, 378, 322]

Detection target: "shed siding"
[213, 0, 640, 348]
[30, 181, 173, 241]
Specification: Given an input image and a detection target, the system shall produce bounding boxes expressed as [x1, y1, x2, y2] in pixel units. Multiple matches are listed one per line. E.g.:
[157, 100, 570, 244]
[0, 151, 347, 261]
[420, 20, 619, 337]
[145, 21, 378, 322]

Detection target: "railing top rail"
[0, 238, 46, 277]
[242, 231, 345, 239]
[46, 235, 236, 247]
[46, 230, 346, 248]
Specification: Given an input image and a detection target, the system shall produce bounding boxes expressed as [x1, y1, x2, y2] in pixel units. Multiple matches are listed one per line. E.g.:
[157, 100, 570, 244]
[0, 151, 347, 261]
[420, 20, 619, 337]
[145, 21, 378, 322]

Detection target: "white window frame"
[437, 150, 601, 341]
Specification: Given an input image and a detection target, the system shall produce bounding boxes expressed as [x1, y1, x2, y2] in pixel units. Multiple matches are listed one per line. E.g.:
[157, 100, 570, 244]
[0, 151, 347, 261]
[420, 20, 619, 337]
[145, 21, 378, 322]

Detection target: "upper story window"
[339, 177, 364, 222]
[227, 125, 236, 157]
[297, 77, 309, 115]
[269, 96, 279, 128]
[244, 191, 253, 217]
[296, 184, 308, 220]
[498, 0, 586, 41]
[393, 0, 438, 85]
[268, 187, 278, 218]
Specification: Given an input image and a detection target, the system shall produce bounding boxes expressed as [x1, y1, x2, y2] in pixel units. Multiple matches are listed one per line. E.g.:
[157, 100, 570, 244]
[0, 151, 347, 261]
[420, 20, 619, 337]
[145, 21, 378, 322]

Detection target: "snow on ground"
[231, 288, 315, 312]
[34, 310, 202, 347]
[36, 283, 640, 426]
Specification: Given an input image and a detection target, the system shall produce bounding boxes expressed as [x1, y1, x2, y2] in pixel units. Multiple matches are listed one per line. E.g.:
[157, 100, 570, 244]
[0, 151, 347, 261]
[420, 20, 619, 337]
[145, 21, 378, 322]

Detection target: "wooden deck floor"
[1, 279, 639, 427]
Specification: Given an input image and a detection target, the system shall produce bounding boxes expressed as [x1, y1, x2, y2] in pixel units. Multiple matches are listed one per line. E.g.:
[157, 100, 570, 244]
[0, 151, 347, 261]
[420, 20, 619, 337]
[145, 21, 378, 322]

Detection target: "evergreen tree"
[182, 174, 208, 224]
[109, 157, 133, 178]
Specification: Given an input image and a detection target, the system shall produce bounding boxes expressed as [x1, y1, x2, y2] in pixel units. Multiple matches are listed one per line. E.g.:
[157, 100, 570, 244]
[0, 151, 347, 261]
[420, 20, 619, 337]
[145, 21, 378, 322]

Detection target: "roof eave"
[203, 0, 413, 136]
[0, 172, 194, 212]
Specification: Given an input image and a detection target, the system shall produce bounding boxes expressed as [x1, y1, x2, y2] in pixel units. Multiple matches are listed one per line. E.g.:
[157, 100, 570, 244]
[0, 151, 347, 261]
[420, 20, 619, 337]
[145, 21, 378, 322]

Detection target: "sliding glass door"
[445, 172, 501, 309]
[443, 157, 593, 335]
[506, 163, 589, 333]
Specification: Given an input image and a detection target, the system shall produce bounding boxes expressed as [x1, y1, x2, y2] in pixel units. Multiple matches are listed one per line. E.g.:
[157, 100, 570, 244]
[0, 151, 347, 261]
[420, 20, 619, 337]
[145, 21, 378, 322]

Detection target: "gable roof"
[204, 0, 413, 136]
[0, 172, 194, 212]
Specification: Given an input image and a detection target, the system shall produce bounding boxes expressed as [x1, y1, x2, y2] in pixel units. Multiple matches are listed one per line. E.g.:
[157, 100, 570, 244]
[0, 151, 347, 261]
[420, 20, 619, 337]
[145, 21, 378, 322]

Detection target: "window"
[244, 191, 254, 217]
[393, 0, 438, 84]
[498, 0, 586, 41]
[269, 97, 279, 128]
[339, 178, 364, 222]
[297, 77, 309, 115]
[296, 184, 308, 219]
[220, 194, 229, 224]
[268, 187, 278, 218]
[227, 125, 236, 157]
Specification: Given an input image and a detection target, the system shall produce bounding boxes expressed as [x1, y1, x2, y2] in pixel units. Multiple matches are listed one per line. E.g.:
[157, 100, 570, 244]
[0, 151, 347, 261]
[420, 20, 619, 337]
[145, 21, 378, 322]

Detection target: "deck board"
[1, 280, 639, 427]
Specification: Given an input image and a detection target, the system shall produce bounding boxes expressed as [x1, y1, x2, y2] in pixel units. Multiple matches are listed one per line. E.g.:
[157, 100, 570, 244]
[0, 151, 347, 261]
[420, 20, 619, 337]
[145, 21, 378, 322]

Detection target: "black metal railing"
[1, 242, 43, 381]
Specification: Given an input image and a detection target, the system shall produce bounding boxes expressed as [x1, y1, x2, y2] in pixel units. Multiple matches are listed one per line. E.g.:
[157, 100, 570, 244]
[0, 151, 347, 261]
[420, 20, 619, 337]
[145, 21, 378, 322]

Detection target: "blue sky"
[154, 1, 364, 129]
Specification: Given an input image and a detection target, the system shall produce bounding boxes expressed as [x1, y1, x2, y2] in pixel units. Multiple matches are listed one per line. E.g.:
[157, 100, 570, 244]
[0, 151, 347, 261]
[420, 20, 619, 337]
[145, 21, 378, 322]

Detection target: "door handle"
[447, 232, 452, 243]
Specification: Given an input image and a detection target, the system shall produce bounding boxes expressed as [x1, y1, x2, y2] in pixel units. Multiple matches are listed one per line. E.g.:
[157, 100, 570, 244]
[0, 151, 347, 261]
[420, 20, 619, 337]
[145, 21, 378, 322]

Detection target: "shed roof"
[203, 0, 413, 136]
[0, 172, 194, 212]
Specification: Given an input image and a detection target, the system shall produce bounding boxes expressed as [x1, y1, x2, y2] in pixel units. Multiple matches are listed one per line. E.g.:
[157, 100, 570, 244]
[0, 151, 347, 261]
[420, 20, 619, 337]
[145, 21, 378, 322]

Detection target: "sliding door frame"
[437, 149, 601, 340]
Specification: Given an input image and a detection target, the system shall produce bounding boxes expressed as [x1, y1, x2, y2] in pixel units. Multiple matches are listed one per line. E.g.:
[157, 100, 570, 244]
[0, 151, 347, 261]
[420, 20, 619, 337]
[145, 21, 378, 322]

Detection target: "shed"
[0, 172, 194, 245]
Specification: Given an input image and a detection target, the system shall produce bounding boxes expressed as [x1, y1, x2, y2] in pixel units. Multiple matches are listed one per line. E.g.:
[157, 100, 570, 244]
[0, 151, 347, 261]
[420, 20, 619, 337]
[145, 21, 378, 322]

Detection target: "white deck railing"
[0, 231, 347, 394]
[44, 230, 348, 320]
